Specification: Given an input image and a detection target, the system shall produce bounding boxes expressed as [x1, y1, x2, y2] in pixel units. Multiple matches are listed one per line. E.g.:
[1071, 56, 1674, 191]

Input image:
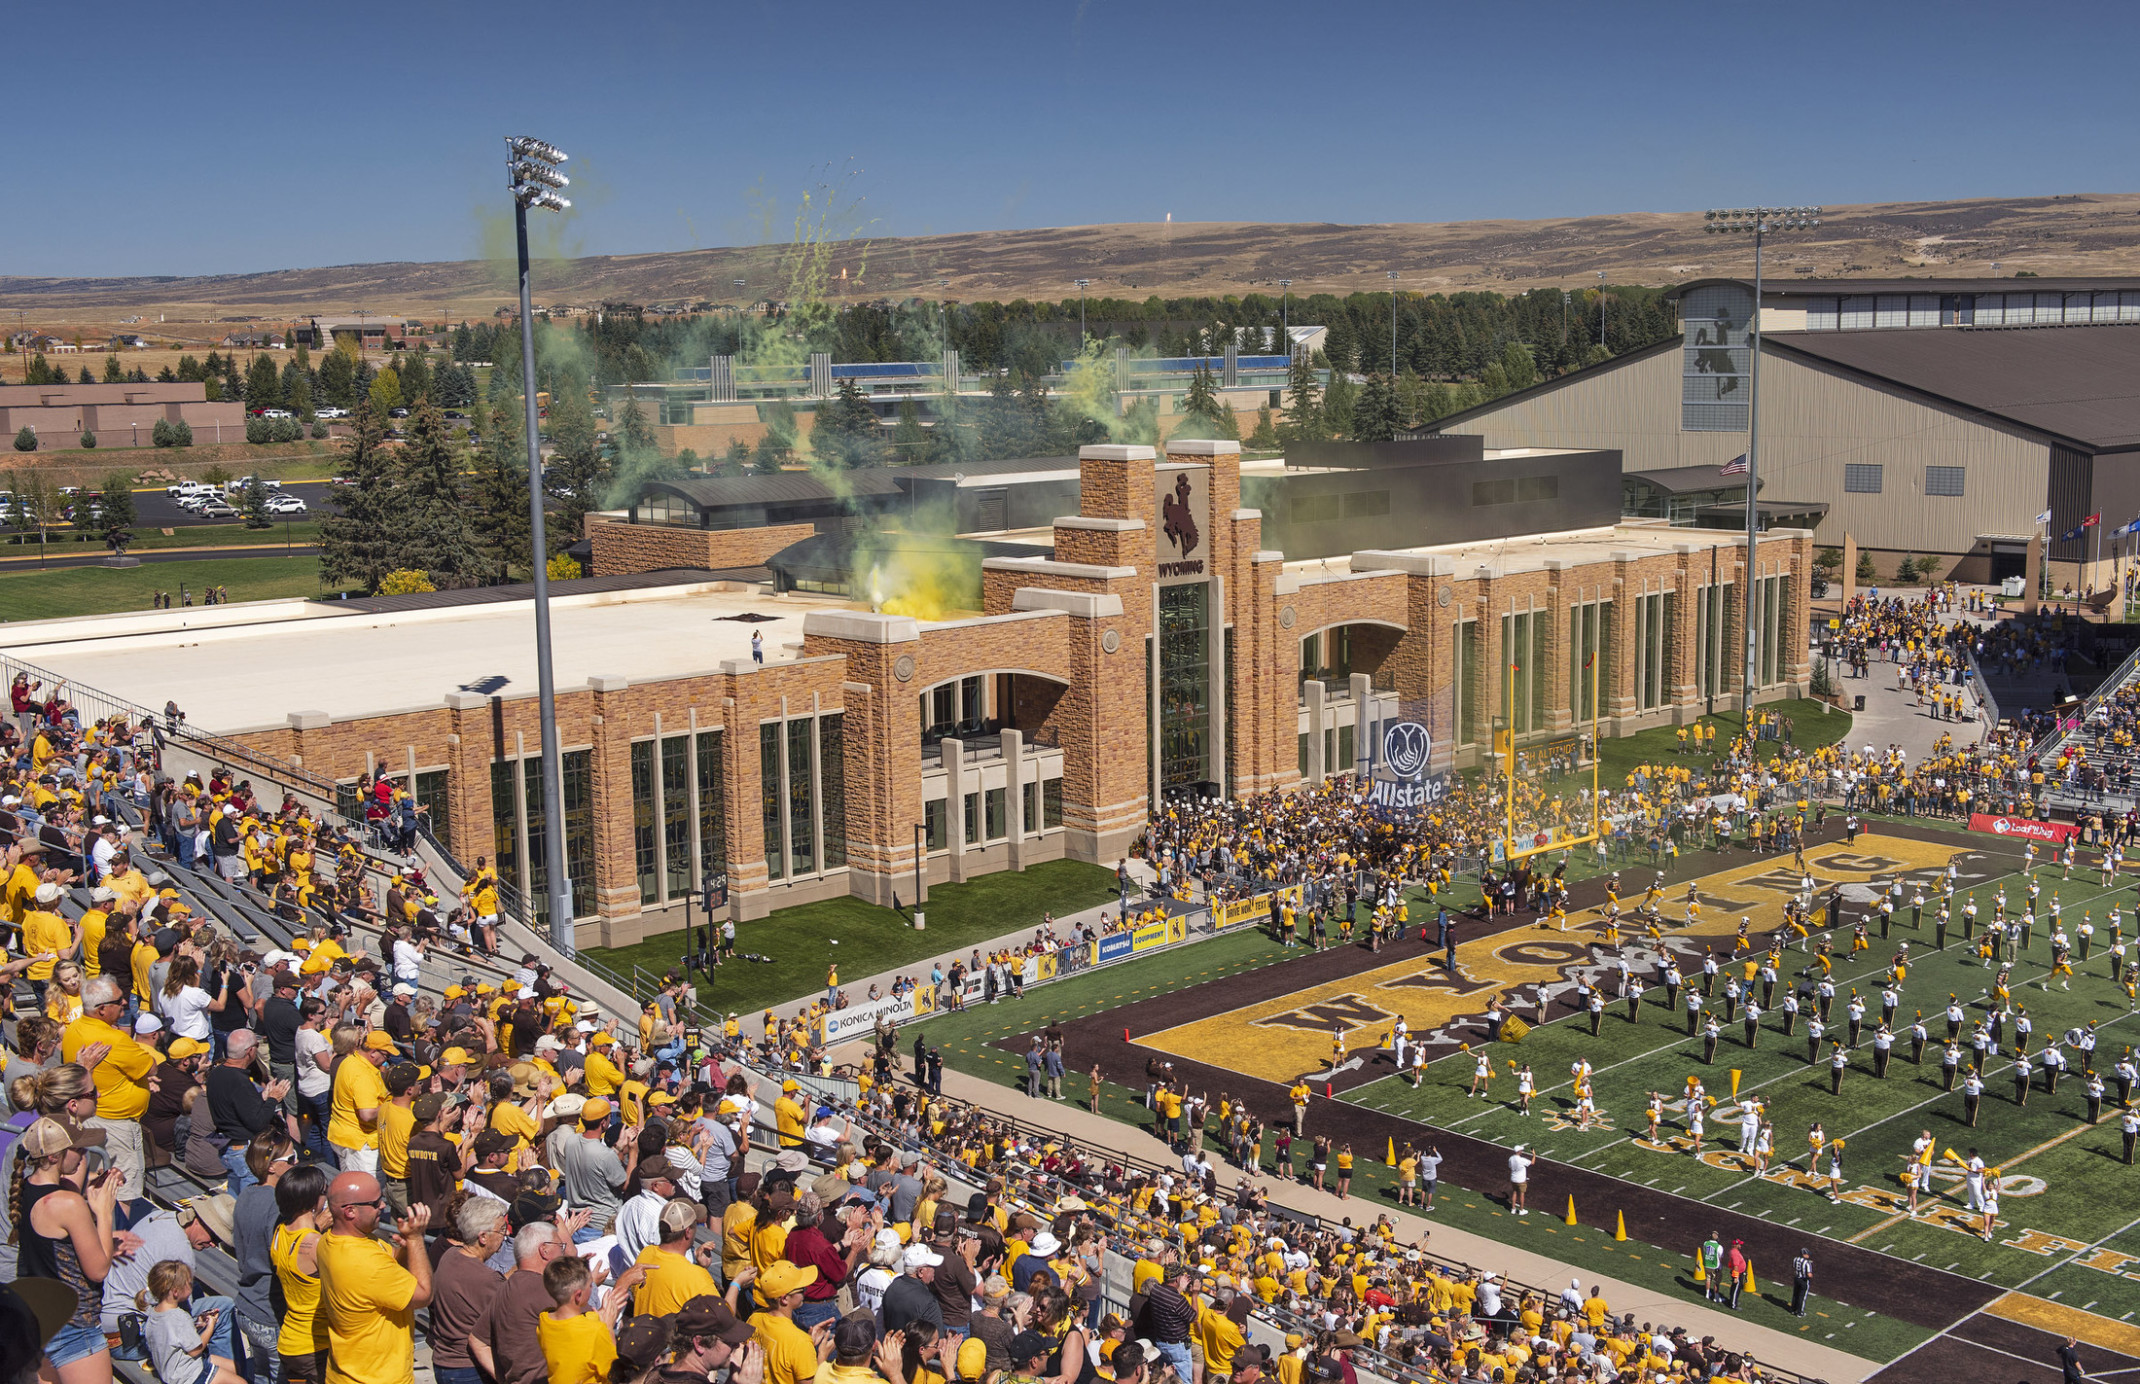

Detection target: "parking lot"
[136, 479, 339, 528]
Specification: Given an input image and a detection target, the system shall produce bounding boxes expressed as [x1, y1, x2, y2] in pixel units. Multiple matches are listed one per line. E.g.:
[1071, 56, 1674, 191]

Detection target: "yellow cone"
[1729, 1069, 1742, 1098]
[1743, 1262, 1757, 1294]
[1615, 1211, 1628, 1242]
[1386, 1137, 1397, 1167]
[1565, 1195, 1578, 1226]
[1692, 1256, 1706, 1284]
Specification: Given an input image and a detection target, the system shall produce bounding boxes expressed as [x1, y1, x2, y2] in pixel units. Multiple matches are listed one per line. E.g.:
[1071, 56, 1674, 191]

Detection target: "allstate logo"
[1384, 721, 1431, 778]
[1994, 818, 2014, 834]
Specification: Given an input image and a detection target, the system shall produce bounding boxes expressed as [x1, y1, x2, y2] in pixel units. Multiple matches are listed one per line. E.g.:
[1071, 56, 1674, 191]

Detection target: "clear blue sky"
[9, 0, 2136, 278]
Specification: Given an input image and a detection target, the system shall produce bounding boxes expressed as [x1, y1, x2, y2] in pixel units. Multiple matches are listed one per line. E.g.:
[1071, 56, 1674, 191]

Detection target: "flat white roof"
[0, 584, 862, 735]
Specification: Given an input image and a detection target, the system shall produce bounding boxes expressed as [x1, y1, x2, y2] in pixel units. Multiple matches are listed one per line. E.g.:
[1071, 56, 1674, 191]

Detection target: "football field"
[1344, 841, 2140, 1324]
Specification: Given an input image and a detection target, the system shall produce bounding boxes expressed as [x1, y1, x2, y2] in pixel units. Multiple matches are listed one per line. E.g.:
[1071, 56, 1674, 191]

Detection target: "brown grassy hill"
[8, 193, 2140, 342]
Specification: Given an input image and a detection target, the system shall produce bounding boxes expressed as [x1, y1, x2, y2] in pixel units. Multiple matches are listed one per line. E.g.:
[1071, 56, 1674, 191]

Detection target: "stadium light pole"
[1278, 278, 1293, 349]
[1386, 271, 1399, 374]
[1705, 206, 1821, 720]
[1073, 279, 1091, 350]
[507, 134, 575, 954]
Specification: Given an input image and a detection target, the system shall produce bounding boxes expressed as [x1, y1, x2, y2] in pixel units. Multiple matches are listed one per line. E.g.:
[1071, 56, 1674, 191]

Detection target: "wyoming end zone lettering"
[1134, 835, 1976, 1084]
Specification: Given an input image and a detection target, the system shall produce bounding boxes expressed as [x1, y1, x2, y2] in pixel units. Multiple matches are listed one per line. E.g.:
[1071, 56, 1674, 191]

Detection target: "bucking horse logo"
[1162, 473, 1200, 558]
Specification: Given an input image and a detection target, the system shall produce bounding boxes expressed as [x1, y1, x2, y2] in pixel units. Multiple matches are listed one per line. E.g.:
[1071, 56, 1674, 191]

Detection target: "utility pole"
[1073, 279, 1091, 350]
[1278, 279, 1293, 351]
[1386, 271, 1399, 374]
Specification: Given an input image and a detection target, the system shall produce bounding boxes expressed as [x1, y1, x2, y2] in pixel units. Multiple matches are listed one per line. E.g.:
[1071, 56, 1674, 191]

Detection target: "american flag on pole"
[1719, 454, 1749, 476]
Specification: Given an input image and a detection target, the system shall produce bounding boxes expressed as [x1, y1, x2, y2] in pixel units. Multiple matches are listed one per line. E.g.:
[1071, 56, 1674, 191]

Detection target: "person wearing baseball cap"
[16, 1117, 117, 1375]
[326, 1030, 395, 1172]
[667, 1294, 757, 1383]
[634, 1198, 720, 1317]
[747, 1261, 821, 1384]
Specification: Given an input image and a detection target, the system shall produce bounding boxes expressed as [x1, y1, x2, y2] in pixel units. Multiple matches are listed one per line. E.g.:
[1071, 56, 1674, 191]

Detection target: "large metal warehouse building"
[1412, 276, 2140, 590]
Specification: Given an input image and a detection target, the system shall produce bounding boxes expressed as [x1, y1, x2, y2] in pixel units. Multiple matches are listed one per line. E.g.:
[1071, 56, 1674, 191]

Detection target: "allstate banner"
[1369, 718, 1449, 813]
[1968, 813, 2080, 845]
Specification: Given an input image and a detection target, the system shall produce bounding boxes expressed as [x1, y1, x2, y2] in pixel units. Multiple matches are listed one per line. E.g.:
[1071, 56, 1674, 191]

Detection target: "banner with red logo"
[1967, 813, 2079, 844]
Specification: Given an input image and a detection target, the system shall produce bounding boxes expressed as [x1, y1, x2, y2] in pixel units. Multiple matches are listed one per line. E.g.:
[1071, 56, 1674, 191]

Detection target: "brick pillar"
[1304, 679, 1326, 783]
[799, 611, 922, 910]
[443, 692, 494, 875]
[1608, 552, 1638, 733]
[286, 711, 329, 772]
[585, 676, 643, 948]
[943, 737, 968, 883]
[1540, 560, 1570, 734]
[1004, 728, 1027, 871]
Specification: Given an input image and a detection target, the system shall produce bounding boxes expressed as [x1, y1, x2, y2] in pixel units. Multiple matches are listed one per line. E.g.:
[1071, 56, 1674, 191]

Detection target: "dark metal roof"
[651, 472, 904, 509]
[1767, 324, 2140, 452]
[1667, 276, 2140, 300]
[893, 456, 1078, 480]
[330, 567, 759, 615]
[1625, 467, 1752, 495]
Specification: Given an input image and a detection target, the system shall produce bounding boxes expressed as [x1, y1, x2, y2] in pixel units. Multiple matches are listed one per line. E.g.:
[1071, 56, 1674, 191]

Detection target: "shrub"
[310, 421, 329, 439]
[13, 428, 36, 452]
[79, 431, 96, 449]
[378, 568, 437, 596]
[152, 419, 193, 449]
[1854, 550, 1876, 581]
[1814, 546, 1842, 571]
[201, 463, 232, 485]
[546, 551, 582, 581]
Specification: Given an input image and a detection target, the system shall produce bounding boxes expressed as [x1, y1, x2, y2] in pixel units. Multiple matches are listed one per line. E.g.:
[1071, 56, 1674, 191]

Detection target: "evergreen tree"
[282, 361, 314, 420]
[465, 404, 532, 583]
[23, 354, 51, 386]
[1182, 360, 1222, 426]
[1321, 371, 1357, 438]
[244, 353, 281, 411]
[391, 400, 483, 585]
[318, 407, 398, 593]
[96, 471, 134, 552]
[542, 389, 608, 555]
[722, 439, 752, 476]
[77, 366, 94, 385]
[1246, 407, 1280, 451]
[616, 394, 657, 455]
[1351, 373, 1402, 442]
[396, 351, 431, 404]
[1280, 353, 1325, 443]
[241, 476, 273, 529]
[318, 348, 355, 409]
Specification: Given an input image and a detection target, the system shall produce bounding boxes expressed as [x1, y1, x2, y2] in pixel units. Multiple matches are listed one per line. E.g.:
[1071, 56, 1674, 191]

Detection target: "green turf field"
[906, 919, 1937, 1360]
[1343, 834, 2140, 1326]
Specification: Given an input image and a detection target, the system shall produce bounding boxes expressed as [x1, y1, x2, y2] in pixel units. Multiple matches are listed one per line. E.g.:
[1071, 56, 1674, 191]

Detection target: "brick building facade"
[132, 441, 1805, 950]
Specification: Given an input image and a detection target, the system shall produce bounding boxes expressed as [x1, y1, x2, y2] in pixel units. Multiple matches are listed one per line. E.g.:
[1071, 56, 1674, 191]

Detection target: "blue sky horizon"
[8, 0, 2136, 279]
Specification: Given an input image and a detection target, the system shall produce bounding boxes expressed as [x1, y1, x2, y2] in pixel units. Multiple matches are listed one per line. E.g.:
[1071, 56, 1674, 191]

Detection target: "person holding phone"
[18, 1115, 133, 1384]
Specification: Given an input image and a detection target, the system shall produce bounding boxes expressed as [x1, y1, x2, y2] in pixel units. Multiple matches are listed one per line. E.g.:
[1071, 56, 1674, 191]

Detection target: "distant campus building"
[1412, 275, 2140, 591]
[0, 382, 243, 444]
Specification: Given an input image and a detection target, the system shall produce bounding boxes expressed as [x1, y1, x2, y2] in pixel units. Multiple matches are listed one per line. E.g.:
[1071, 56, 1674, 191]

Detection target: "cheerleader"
[1646, 1091, 1665, 1143]
[1686, 1097, 1706, 1154]
[1826, 1138, 1847, 1202]
[1515, 1062, 1535, 1116]
[1754, 1121, 1774, 1175]
[1572, 1077, 1598, 1130]
[1468, 1046, 1493, 1097]
[1806, 1121, 1827, 1174]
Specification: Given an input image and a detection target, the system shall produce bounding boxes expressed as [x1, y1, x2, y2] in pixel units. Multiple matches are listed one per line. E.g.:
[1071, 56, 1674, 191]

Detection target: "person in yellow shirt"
[1196, 1293, 1248, 1376]
[130, 928, 160, 1004]
[76, 887, 113, 979]
[721, 1190, 759, 1283]
[538, 1254, 643, 1384]
[64, 974, 156, 1196]
[376, 1063, 422, 1214]
[749, 1186, 792, 1272]
[20, 881, 80, 990]
[103, 852, 154, 912]
[583, 1032, 625, 1099]
[5, 837, 48, 926]
[775, 1079, 808, 1148]
[327, 1029, 395, 1172]
[635, 1199, 722, 1316]
[489, 1065, 549, 1153]
[748, 1261, 824, 1384]
[317, 1171, 432, 1384]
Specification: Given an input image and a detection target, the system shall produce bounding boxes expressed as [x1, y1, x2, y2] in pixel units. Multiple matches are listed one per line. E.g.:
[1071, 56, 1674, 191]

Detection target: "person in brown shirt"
[474, 1218, 569, 1384]
[931, 1216, 980, 1332]
[405, 1093, 476, 1226]
[431, 1199, 509, 1384]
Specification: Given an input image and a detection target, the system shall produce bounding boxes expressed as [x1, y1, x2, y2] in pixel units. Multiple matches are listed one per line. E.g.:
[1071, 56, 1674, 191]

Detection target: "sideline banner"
[1968, 813, 2079, 844]
[1214, 885, 1302, 931]
[817, 986, 939, 1045]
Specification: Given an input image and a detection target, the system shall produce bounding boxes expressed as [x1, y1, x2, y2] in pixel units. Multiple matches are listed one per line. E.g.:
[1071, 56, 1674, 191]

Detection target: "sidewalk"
[902, 1059, 1874, 1383]
[749, 857, 1166, 1028]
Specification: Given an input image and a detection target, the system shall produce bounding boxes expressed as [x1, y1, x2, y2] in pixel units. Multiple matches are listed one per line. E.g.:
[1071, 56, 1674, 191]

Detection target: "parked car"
[260, 408, 293, 420]
[329, 475, 353, 485]
[265, 495, 307, 514]
[232, 475, 282, 490]
[388, 407, 410, 419]
[196, 501, 239, 519]
[315, 406, 348, 419]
